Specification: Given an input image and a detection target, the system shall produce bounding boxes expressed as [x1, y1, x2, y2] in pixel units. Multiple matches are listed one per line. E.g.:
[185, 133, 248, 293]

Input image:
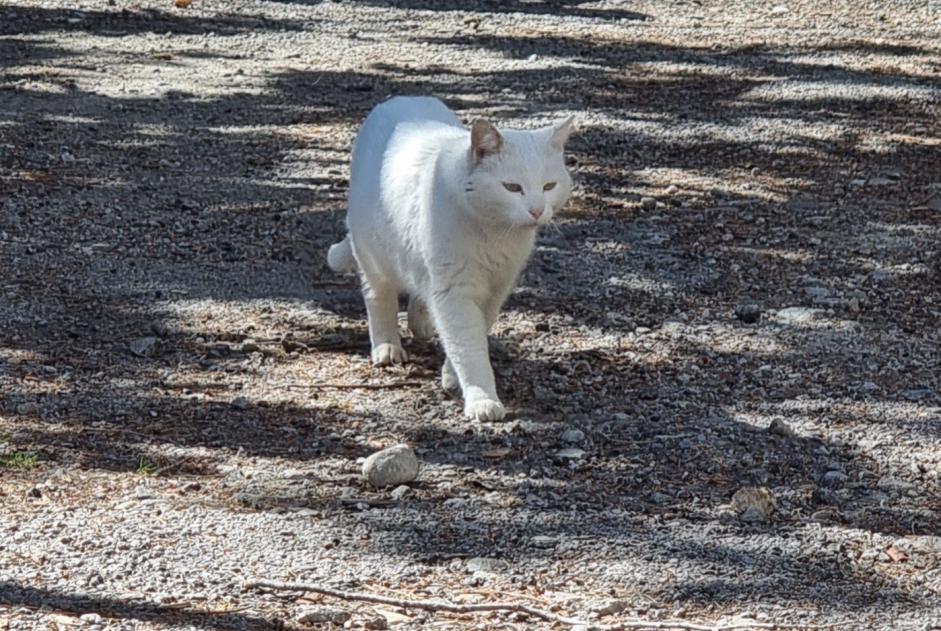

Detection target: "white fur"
[329, 96, 573, 421]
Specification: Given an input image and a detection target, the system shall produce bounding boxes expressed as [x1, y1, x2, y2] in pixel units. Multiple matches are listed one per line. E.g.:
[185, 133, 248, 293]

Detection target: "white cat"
[327, 96, 574, 421]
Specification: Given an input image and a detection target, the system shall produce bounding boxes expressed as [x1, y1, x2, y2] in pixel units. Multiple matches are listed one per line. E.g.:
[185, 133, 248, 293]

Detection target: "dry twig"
[284, 381, 424, 390]
[245, 579, 800, 630]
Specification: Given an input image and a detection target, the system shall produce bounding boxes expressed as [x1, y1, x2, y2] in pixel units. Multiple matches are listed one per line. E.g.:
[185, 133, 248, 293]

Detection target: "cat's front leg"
[429, 289, 504, 421]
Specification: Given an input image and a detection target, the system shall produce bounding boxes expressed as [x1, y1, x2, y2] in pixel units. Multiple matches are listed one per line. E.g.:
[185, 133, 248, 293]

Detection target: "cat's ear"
[549, 116, 575, 151]
[471, 120, 503, 163]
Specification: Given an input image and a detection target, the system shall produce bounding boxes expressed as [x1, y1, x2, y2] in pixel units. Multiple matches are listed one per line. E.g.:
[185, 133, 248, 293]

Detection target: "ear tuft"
[471, 119, 503, 163]
[550, 116, 575, 150]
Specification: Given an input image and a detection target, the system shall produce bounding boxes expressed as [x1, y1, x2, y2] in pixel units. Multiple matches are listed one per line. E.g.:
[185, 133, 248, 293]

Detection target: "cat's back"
[350, 96, 461, 182]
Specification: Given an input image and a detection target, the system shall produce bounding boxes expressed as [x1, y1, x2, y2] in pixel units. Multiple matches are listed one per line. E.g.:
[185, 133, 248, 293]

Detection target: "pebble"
[80, 613, 103, 624]
[531, 535, 559, 548]
[731, 487, 776, 522]
[590, 599, 630, 616]
[561, 428, 585, 443]
[555, 447, 586, 460]
[734, 302, 762, 324]
[775, 307, 824, 325]
[821, 471, 848, 488]
[295, 606, 351, 624]
[128, 336, 159, 357]
[640, 196, 657, 211]
[390, 484, 411, 500]
[15, 402, 38, 415]
[768, 418, 797, 438]
[466, 557, 509, 573]
[134, 485, 156, 500]
[361, 444, 419, 488]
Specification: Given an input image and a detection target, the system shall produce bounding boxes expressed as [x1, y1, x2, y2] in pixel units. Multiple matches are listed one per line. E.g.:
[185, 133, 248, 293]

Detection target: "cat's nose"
[529, 206, 544, 220]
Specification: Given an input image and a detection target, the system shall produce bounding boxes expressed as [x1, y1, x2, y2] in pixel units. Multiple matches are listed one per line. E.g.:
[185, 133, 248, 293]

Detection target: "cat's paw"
[464, 396, 506, 422]
[372, 343, 408, 366]
[441, 360, 459, 392]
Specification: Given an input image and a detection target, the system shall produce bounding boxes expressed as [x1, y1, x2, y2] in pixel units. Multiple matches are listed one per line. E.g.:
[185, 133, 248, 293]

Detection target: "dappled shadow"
[2, 1, 941, 623]
[0, 4, 305, 37]
[0, 582, 280, 630]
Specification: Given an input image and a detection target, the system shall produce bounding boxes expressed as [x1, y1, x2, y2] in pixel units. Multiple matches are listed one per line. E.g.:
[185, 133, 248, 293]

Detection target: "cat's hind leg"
[360, 272, 407, 366]
[407, 295, 435, 342]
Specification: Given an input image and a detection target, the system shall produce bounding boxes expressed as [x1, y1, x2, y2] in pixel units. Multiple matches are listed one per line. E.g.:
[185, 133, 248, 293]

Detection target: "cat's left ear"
[549, 116, 576, 151]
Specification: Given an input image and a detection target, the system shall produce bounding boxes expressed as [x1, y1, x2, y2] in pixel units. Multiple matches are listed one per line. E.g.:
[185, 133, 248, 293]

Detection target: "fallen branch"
[284, 381, 424, 390]
[244, 579, 793, 630]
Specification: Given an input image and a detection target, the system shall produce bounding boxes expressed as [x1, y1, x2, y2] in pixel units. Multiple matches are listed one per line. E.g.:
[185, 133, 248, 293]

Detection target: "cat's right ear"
[471, 120, 503, 164]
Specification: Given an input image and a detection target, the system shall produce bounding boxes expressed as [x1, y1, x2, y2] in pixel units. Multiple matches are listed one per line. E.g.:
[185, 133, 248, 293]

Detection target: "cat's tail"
[327, 235, 357, 274]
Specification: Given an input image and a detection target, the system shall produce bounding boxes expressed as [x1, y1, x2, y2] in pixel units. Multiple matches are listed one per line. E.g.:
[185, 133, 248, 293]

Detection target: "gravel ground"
[2, 1, 941, 629]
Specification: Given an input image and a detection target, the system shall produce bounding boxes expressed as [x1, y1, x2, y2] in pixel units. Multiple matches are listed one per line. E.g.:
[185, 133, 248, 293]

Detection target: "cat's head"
[464, 117, 575, 228]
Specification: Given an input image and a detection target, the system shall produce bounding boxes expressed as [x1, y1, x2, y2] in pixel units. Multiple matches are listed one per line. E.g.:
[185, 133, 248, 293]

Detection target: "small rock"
[903, 388, 936, 402]
[591, 599, 630, 616]
[768, 418, 797, 438]
[561, 428, 585, 443]
[731, 487, 776, 522]
[466, 557, 508, 574]
[775, 307, 824, 325]
[867, 176, 895, 187]
[15, 402, 38, 416]
[735, 302, 762, 324]
[821, 470, 848, 488]
[80, 613, 103, 624]
[128, 336, 159, 357]
[531, 535, 558, 548]
[876, 476, 915, 493]
[770, 5, 788, 14]
[665, 184, 679, 195]
[640, 196, 657, 211]
[555, 447, 586, 460]
[134, 485, 156, 501]
[232, 396, 250, 410]
[390, 484, 411, 500]
[362, 444, 419, 488]
[860, 381, 877, 394]
[811, 508, 840, 523]
[295, 606, 351, 625]
[363, 616, 388, 630]
[648, 491, 672, 505]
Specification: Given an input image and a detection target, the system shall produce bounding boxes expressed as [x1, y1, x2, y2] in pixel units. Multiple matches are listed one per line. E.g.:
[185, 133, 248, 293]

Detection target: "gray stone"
[390, 484, 412, 500]
[641, 196, 657, 211]
[128, 336, 159, 357]
[649, 491, 672, 505]
[531, 535, 559, 548]
[821, 470, 848, 488]
[555, 447, 586, 460]
[876, 476, 915, 493]
[361, 444, 419, 488]
[903, 388, 936, 402]
[590, 598, 630, 616]
[561, 428, 585, 443]
[775, 307, 824, 325]
[768, 418, 797, 438]
[735, 302, 762, 324]
[731, 487, 776, 522]
[15, 402, 38, 416]
[466, 557, 509, 574]
[295, 606, 351, 625]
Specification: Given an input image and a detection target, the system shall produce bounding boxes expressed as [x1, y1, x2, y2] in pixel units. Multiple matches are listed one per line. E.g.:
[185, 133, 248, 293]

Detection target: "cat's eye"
[502, 182, 523, 194]
[543, 182, 557, 191]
